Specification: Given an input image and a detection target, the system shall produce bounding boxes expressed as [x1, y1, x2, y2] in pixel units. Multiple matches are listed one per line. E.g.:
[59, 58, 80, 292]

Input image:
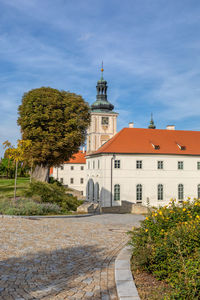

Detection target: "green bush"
[60, 195, 83, 211]
[25, 181, 65, 203]
[49, 177, 62, 186]
[0, 198, 61, 215]
[24, 180, 82, 212]
[129, 199, 200, 299]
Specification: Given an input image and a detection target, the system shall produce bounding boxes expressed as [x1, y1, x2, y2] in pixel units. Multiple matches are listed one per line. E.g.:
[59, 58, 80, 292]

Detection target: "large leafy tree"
[18, 87, 90, 182]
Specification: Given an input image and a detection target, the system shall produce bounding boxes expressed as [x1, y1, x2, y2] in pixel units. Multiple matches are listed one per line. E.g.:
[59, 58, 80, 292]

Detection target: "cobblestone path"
[0, 214, 144, 300]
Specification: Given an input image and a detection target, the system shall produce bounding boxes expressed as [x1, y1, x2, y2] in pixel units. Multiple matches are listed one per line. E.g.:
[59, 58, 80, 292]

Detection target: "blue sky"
[1, 0, 200, 157]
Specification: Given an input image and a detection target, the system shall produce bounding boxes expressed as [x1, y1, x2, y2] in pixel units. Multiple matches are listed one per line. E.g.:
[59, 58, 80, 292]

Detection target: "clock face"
[102, 117, 109, 125]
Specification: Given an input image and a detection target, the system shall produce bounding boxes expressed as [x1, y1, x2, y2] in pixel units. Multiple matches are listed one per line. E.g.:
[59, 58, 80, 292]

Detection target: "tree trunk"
[30, 162, 33, 183]
[32, 165, 50, 182]
[14, 161, 18, 201]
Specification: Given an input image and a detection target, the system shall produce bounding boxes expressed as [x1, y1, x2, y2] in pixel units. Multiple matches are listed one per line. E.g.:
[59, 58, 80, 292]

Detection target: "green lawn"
[0, 177, 30, 199]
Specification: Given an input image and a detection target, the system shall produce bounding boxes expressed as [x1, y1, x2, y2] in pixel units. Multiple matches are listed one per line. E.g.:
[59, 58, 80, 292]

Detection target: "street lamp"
[110, 153, 116, 207]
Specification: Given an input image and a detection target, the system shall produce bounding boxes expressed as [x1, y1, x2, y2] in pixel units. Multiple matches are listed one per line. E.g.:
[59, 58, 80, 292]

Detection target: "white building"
[86, 126, 200, 207]
[52, 66, 200, 207]
[51, 150, 86, 196]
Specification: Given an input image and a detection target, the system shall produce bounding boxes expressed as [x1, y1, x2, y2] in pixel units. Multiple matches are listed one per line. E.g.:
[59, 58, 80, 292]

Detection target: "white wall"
[52, 163, 86, 196]
[86, 154, 200, 207]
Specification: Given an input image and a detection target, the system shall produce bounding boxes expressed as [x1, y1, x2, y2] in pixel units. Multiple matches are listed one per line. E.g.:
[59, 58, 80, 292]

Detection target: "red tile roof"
[93, 128, 200, 156]
[65, 150, 86, 164]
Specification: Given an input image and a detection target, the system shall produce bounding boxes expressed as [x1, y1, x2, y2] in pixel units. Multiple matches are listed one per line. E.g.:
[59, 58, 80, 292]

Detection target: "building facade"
[86, 127, 200, 207]
[52, 150, 86, 196]
[52, 67, 200, 207]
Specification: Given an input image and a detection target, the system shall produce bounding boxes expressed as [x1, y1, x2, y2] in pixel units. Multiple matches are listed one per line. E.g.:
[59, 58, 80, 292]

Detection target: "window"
[136, 184, 142, 203]
[114, 184, 120, 201]
[81, 191, 83, 195]
[102, 116, 109, 125]
[178, 161, 183, 170]
[60, 178, 63, 184]
[158, 184, 163, 200]
[71, 166, 74, 170]
[70, 178, 74, 184]
[178, 184, 184, 201]
[95, 182, 100, 201]
[157, 161, 163, 169]
[154, 145, 160, 150]
[93, 161, 95, 169]
[152, 143, 160, 150]
[114, 160, 120, 168]
[198, 185, 200, 199]
[177, 143, 186, 150]
[88, 161, 90, 169]
[98, 160, 100, 169]
[197, 162, 200, 170]
[81, 166, 84, 170]
[60, 165, 64, 170]
[136, 160, 142, 169]
[80, 178, 84, 184]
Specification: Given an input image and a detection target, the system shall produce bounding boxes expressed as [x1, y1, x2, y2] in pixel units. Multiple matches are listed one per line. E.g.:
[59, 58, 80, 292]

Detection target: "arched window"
[114, 184, 120, 201]
[95, 182, 99, 201]
[178, 184, 184, 200]
[92, 181, 95, 201]
[136, 184, 142, 203]
[198, 184, 200, 199]
[158, 184, 163, 200]
[88, 179, 94, 202]
[86, 181, 90, 201]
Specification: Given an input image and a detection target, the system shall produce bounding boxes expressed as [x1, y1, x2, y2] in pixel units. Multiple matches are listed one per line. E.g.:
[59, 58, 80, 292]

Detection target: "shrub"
[25, 181, 65, 203]
[60, 195, 83, 211]
[0, 198, 61, 215]
[24, 180, 82, 212]
[49, 177, 62, 186]
[129, 199, 200, 299]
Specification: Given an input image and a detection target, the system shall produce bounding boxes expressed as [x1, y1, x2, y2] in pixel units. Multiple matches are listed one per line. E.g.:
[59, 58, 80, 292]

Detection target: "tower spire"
[148, 113, 156, 129]
[90, 63, 114, 112]
[101, 61, 104, 80]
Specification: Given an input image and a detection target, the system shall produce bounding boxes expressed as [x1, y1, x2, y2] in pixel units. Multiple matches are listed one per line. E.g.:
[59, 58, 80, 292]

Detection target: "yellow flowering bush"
[129, 199, 200, 299]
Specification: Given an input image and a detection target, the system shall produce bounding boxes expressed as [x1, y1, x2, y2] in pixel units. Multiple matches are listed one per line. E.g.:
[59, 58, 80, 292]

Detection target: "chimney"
[82, 146, 86, 153]
[166, 125, 175, 130]
[129, 122, 134, 128]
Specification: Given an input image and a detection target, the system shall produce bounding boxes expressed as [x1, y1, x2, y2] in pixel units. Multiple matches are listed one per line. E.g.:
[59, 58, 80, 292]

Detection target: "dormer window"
[177, 143, 186, 150]
[151, 143, 160, 150]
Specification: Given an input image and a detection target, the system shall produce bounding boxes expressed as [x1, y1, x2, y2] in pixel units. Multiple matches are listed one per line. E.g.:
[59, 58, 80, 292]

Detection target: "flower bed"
[129, 199, 200, 299]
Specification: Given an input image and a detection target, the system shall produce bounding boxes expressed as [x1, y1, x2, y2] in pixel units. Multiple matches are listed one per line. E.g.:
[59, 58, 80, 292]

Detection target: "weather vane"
[101, 61, 104, 79]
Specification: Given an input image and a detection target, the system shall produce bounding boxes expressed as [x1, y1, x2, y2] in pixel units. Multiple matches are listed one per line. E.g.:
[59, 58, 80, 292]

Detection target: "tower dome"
[91, 63, 114, 112]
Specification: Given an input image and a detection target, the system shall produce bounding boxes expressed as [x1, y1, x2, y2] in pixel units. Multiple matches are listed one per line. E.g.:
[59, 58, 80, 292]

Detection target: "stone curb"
[115, 245, 140, 300]
[0, 213, 94, 219]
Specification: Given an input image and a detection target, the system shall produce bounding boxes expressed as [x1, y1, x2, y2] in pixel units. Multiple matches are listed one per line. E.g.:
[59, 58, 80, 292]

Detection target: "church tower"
[87, 64, 118, 153]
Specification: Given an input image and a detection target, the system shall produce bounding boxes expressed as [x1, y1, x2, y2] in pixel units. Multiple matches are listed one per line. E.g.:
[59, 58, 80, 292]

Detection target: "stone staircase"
[77, 202, 101, 214]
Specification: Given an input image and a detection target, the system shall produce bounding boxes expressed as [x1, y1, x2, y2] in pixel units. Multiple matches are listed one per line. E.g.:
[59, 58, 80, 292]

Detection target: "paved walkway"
[0, 214, 144, 300]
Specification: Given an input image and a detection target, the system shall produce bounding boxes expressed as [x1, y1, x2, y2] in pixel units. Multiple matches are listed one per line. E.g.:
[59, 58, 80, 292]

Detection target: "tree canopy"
[17, 87, 90, 168]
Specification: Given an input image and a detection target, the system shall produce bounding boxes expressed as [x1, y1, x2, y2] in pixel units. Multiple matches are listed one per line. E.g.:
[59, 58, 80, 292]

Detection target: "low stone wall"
[65, 188, 86, 200]
[102, 201, 149, 214]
